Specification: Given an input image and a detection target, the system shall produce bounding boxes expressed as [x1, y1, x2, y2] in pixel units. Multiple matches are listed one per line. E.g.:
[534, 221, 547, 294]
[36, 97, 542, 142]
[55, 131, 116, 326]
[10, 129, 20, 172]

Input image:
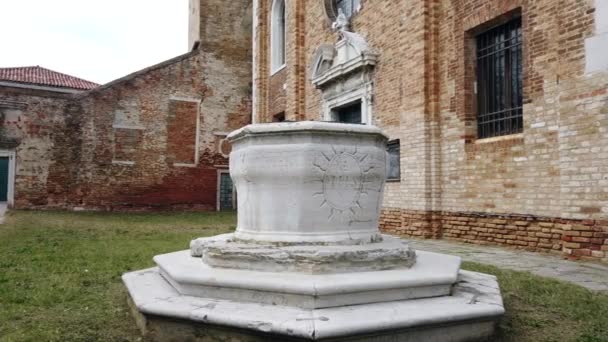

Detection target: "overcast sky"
[0, 0, 189, 84]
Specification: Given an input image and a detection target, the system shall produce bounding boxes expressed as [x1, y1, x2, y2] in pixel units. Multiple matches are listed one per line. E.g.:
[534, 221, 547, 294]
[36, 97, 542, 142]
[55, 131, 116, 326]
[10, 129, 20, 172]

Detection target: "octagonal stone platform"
[124, 265, 503, 341]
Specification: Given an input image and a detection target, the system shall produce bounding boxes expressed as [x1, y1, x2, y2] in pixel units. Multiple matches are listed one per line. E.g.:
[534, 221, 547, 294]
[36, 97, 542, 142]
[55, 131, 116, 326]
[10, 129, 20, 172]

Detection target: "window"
[334, 101, 362, 124]
[336, 0, 360, 18]
[387, 140, 400, 182]
[273, 112, 286, 122]
[217, 170, 236, 211]
[476, 17, 523, 139]
[271, 0, 286, 73]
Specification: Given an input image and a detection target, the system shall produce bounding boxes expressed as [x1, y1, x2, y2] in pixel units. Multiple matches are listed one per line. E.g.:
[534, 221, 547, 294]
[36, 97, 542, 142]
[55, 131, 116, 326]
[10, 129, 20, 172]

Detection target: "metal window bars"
[476, 17, 523, 139]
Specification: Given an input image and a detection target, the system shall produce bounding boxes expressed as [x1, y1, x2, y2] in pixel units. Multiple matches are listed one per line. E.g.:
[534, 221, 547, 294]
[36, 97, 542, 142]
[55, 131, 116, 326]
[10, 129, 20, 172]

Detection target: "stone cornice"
[312, 52, 378, 88]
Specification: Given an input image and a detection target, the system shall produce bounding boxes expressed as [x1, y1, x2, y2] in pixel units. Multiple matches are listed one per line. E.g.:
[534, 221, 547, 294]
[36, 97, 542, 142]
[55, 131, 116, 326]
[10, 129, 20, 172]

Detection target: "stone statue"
[332, 8, 351, 32]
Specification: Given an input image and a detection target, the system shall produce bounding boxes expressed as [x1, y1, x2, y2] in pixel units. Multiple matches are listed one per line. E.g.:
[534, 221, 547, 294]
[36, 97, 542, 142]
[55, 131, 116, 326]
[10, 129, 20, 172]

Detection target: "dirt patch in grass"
[0, 211, 606, 341]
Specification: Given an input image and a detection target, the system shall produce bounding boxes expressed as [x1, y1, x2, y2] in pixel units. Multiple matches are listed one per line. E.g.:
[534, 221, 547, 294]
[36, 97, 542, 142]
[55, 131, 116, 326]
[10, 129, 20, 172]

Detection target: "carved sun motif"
[312, 145, 379, 222]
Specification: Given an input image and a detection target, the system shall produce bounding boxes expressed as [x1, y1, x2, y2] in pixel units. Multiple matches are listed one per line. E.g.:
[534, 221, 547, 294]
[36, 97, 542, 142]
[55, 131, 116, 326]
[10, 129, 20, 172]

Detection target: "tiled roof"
[0, 66, 99, 90]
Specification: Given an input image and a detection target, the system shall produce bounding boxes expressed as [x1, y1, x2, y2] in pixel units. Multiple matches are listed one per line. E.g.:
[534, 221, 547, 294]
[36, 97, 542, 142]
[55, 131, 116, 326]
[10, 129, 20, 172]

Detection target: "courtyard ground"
[411, 239, 608, 292]
[0, 210, 606, 341]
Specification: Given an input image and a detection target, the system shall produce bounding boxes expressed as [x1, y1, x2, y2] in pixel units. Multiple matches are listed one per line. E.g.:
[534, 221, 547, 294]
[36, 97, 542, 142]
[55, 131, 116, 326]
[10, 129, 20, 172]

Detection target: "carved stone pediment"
[311, 31, 377, 88]
[311, 16, 378, 124]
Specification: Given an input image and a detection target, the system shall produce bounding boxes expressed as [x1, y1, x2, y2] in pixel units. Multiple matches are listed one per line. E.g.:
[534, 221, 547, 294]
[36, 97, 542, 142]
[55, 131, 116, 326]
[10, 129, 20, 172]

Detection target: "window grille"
[335, 102, 362, 124]
[387, 140, 400, 182]
[476, 17, 523, 139]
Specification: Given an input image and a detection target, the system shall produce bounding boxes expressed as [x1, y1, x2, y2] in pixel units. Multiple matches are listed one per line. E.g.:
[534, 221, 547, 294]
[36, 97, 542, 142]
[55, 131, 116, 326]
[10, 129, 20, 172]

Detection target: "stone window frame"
[169, 96, 202, 168]
[270, 0, 287, 74]
[322, 82, 373, 125]
[463, 6, 525, 144]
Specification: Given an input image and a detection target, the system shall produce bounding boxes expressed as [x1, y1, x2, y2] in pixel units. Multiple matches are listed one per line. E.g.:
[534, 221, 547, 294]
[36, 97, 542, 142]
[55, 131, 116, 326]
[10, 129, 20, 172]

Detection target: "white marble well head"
[227, 121, 389, 245]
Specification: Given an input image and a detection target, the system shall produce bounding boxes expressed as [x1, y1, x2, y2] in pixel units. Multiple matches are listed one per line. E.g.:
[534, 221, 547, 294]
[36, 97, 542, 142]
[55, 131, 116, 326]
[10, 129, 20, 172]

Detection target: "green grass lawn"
[0, 210, 607, 342]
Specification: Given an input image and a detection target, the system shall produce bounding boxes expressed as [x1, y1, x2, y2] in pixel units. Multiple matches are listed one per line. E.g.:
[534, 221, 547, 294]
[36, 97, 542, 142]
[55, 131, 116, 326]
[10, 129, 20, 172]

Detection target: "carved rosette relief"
[313, 145, 385, 223]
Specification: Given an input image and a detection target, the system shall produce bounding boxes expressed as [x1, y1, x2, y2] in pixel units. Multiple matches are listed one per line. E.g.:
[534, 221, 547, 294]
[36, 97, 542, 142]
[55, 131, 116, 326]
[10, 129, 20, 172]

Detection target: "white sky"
[0, 0, 189, 84]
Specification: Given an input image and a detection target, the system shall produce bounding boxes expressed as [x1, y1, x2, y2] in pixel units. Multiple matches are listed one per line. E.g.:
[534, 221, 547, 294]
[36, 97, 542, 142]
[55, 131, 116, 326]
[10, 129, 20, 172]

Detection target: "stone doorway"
[0, 157, 8, 201]
[0, 150, 15, 206]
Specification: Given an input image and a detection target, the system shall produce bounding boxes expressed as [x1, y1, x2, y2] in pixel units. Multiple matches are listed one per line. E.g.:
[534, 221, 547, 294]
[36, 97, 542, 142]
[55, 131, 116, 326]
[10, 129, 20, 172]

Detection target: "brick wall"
[167, 100, 199, 165]
[253, 0, 608, 262]
[66, 0, 252, 210]
[1, 0, 252, 211]
[0, 87, 73, 207]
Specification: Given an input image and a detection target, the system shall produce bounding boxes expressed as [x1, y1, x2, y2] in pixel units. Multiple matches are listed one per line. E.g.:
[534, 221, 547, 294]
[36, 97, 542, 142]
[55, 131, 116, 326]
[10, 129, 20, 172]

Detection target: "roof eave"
[0, 80, 88, 94]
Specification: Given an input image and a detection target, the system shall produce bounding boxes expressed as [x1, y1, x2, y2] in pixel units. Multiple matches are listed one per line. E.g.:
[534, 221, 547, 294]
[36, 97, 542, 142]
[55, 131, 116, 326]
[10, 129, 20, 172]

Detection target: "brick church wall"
[253, 0, 608, 262]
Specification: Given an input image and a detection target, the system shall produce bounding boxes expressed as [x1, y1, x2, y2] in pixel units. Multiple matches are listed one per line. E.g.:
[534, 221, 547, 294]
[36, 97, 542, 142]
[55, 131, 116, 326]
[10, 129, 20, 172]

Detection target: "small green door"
[219, 173, 235, 211]
[0, 157, 9, 202]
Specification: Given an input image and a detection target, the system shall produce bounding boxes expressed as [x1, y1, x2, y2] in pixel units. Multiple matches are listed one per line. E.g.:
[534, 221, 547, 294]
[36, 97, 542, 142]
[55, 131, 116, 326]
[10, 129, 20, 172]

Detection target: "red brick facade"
[253, 0, 608, 262]
[0, 0, 252, 211]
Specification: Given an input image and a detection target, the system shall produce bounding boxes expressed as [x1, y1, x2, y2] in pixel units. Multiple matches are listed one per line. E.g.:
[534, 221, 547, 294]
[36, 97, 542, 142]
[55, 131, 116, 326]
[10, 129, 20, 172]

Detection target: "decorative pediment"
[312, 5, 378, 125]
[310, 44, 336, 79]
[311, 30, 378, 88]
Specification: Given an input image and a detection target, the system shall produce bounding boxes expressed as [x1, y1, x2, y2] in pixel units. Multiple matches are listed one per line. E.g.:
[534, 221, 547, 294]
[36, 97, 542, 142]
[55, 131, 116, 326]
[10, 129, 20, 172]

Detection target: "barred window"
[387, 140, 400, 182]
[476, 17, 523, 139]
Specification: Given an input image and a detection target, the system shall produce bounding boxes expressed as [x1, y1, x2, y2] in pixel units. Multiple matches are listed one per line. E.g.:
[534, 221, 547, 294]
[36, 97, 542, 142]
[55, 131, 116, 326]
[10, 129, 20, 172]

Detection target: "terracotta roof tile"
[0, 66, 99, 90]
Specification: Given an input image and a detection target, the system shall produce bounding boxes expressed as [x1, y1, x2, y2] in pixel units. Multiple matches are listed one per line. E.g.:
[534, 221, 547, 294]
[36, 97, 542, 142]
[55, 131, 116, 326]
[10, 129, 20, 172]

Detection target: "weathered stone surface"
[154, 249, 457, 309]
[124, 267, 503, 341]
[125, 122, 504, 340]
[228, 122, 389, 245]
[191, 233, 416, 274]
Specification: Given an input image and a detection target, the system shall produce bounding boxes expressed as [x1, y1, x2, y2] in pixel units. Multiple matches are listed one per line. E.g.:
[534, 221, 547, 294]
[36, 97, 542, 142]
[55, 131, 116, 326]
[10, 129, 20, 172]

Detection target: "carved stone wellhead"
[191, 122, 416, 273]
[228, 121, 388, 244]
[124, 121, 504, 341]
